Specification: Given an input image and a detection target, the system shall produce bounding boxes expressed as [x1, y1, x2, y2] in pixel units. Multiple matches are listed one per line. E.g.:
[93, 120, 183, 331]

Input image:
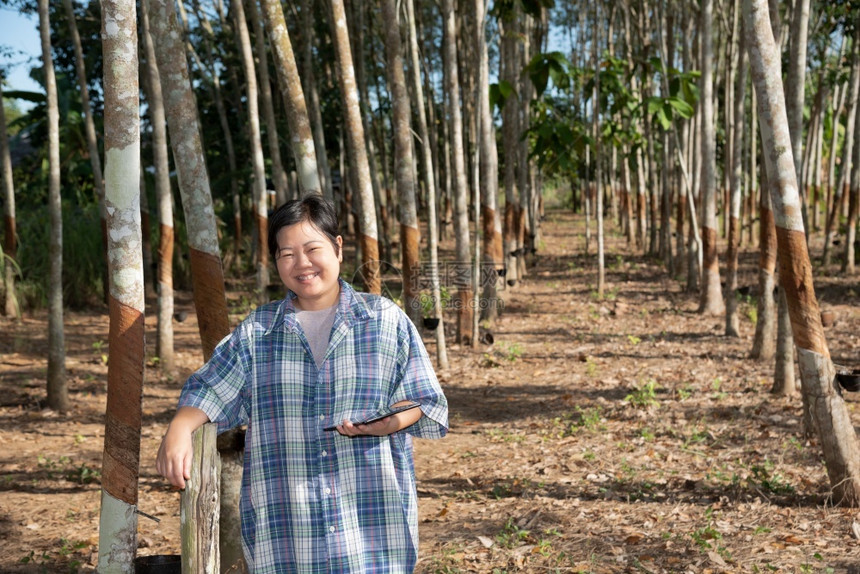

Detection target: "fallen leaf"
[625, 534, 643, 545]
[477, 535, 494, 548]
[852, 521, 860, 540]
[708, 551, 727, 567]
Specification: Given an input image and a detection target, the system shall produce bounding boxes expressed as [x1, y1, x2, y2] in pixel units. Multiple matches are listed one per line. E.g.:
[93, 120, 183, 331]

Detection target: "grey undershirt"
[295, 304, 338, 367]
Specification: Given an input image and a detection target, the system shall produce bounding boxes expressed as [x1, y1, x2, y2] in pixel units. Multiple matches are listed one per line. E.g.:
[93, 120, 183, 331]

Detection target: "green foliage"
[16, 202, 105, 308]
[625, 379, 660, 408]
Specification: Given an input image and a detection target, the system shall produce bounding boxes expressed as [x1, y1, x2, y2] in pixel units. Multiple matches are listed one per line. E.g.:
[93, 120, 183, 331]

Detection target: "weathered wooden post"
[181, 423, 220, 573]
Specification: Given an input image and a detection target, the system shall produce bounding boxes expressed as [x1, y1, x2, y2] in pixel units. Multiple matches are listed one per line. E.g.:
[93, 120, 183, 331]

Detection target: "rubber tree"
[139, 0, 174, 375]
[147, 0, 231, 359]
[745, 0, 860, 505]
[259, 0, 322, 196]
[442, 0, 473, 341]
[0, 80, 19, 319]
[247, 0, 289, 205]
[698, 0, 725, 316]
[96, 0, 143, 569]
[381, 0, 420, 325]
[476, 0, 502, 323]
[327, 0, 380, 294]
[725, 17, 748, 338]
[233, 0, 269, 304]
[39, 0, 68, 412]
[405, 0, 449, 367]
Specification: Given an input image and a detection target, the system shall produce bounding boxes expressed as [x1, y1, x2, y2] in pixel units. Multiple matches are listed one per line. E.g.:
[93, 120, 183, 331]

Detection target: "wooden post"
[181, 423, 220, 574]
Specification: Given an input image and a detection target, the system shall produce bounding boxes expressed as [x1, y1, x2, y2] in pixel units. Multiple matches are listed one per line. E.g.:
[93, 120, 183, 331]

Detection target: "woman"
[157, 195, 448, 573]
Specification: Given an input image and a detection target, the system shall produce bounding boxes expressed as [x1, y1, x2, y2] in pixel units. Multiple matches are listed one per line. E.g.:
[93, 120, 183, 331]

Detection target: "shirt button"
[319, 414, 325, 421]
[321, 450, 328, 457]
[329, 526, 335, 533]
[325, 488, 331, 495]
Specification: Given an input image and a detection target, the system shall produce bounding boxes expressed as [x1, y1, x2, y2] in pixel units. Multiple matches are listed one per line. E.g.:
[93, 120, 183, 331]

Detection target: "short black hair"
[268, 194, 341, 261]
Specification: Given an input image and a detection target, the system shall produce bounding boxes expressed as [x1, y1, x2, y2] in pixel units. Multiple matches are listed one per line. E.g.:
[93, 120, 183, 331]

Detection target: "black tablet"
[323, 401, 421, 431]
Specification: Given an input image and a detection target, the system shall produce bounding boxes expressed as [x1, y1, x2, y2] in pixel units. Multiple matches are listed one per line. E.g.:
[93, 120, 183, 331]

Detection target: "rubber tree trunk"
[248, 0, 289, 206]
[259, 0, 322, 196]
[745, 0, 860, 505]
[825, 33, 860, 266]
[298, 0, 333, 201]
[501, 20, 519, 288]
[233, 0, 269, 305]
[725, 19, 747, 338]
[404, 0, 448, 367]
[39, 0, 68, 413]
[139, 0, 174, 375]
[699, 0, 725, 316]
[442, 0, 473, 342]
[148, 0, 230, 360]
[0, 82, 19, 319]
[381, 0, 420, 325]
[844, 98, 860, 275]
[750, 166, 777, 361]
[328, 0, 380, 294]
[97, 0, 143, 569]
[147, 1, 240, 566]
[593, 1, 605, 297]
[476, 0, 502, 323]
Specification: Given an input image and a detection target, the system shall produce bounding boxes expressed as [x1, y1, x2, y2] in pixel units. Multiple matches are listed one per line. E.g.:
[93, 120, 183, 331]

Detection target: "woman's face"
[274, 220, 343, 310]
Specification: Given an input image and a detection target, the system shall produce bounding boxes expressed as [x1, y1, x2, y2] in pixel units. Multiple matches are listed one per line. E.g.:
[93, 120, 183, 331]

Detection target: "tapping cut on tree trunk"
[327, 0, 380, 294]
[442, 0, 472, 341]
[147, 0, 231, 361]
[404, 0, 448, 367]
[699, 0, 725, 316]
[97, 0, 144, 568]
[744, 0, 860, 505]
[139, 0, 174, 374]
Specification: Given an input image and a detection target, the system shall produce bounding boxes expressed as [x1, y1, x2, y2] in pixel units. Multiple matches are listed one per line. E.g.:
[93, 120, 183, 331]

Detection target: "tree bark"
[405, 0, 448, 368]
[725, 17, 747, 338]
[327, 0, 380, 294]
[745, 0, 860, 505]
[699, 0, 725, 315]
[501, 20, 519, 287]
[233, 0, 269, 304]
[0, 82, 19, 319]
[259, 0, 322, 195]
[442, 0, 473, 342]
[248, 0, 289, 206]
[475, 0, 501, 322]
[39, 0, 68, 413]
[140, 0, 174, 374]
[298, 0, 333, 200]
[381, 0, 419, 325]
[147, 0, 230, 359]
[97, 0, 143, 569]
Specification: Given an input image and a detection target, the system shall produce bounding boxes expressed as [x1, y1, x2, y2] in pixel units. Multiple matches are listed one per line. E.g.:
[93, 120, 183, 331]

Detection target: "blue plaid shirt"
[179, 280, 448, 573]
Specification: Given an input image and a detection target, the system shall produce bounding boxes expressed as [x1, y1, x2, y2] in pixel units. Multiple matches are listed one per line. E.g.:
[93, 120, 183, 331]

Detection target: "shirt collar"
[266, 279, 374, 335]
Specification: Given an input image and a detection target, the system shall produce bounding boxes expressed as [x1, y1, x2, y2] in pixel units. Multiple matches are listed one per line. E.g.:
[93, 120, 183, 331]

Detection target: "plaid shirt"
[179, 280, 448, 573]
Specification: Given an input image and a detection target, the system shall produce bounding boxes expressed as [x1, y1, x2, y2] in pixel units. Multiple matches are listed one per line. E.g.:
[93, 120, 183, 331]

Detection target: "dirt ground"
[2, 209, 860, 573]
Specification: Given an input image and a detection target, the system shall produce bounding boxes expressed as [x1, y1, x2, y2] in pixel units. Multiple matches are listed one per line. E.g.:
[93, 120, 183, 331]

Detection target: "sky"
[0, 7, 43, 105]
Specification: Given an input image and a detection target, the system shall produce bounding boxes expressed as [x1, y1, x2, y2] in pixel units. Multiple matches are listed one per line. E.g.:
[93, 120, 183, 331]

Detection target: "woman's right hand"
[155, 406, 210, 489]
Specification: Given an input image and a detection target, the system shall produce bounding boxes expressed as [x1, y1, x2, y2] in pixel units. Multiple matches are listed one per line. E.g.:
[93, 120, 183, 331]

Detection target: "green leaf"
[667, 97, 694, 119]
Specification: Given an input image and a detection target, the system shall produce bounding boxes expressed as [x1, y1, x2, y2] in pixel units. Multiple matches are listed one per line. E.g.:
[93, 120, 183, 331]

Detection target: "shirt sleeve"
[178, 322, 252, 434]
[389, 311, 448, 439]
